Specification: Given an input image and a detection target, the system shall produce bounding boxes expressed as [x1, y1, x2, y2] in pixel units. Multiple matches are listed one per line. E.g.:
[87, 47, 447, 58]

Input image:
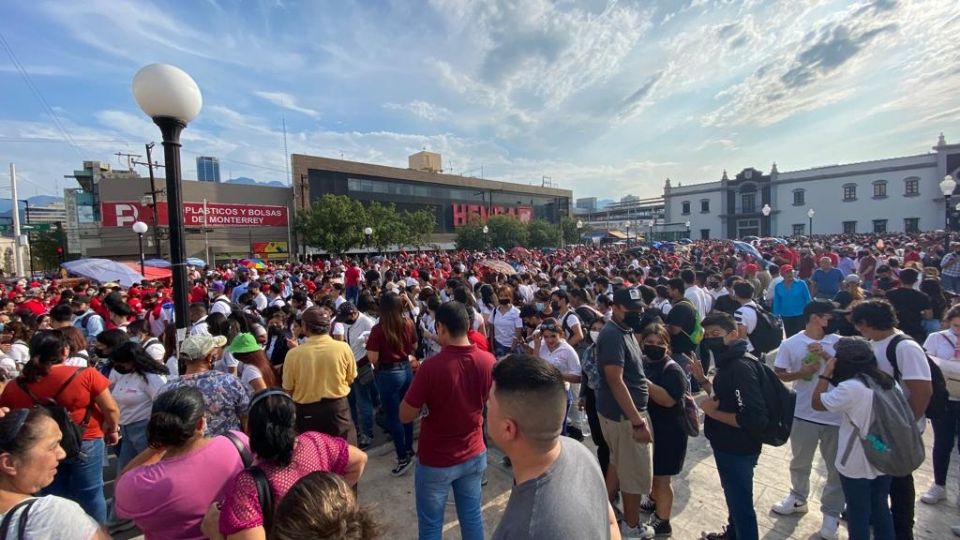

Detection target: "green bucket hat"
[228, 332, 261, 355]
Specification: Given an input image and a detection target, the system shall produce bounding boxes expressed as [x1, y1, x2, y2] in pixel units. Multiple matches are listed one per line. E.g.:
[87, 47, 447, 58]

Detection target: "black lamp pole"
[156, 116, 189, 337]
[137, 233, 145, 276]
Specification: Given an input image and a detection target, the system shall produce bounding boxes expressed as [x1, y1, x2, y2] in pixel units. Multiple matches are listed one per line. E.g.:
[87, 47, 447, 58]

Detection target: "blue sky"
[1, 0, 958, 200]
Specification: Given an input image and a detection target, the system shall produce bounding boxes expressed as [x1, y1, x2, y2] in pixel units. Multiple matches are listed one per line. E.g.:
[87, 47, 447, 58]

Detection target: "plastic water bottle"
[866, 433, 888, 453]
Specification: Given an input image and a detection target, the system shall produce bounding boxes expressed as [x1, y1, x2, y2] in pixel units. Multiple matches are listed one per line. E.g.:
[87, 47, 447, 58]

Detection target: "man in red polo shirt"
[344, 260, 361, 304]
[400, 300, 495, 540]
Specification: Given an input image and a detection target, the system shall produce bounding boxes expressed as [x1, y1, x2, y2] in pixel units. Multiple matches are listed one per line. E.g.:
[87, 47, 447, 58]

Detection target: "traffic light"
[56, 246, 64, 262]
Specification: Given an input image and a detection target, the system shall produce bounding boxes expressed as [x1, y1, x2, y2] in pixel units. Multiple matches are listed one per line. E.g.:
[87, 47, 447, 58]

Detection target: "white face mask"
[590, 330, 600, 343]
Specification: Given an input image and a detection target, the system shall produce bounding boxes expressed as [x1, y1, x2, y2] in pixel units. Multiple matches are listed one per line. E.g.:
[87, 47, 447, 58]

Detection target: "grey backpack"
[840, 374, 924, 477]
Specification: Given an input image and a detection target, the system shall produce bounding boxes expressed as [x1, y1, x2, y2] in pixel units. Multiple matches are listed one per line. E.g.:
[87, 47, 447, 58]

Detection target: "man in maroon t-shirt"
[400, 300, 495, 540]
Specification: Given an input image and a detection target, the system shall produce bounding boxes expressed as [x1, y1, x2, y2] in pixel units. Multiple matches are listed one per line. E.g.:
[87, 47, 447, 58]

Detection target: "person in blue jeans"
[399, 301, 495, 540]
[812, 336, 897, 540]
[697, 312, 769, 540]
[366, 293, 418, 476]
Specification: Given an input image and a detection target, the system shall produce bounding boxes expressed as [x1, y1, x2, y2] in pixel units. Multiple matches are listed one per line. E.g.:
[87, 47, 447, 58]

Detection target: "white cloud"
[383, 100, 451, 122]
[253, 91, 319, 118]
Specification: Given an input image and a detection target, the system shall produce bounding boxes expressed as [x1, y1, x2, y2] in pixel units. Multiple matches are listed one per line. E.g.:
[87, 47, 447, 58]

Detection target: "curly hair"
[272, 471, 381, 540]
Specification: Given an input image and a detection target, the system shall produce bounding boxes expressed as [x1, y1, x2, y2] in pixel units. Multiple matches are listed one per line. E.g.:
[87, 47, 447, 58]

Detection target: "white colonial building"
[662, 134, 960, 239]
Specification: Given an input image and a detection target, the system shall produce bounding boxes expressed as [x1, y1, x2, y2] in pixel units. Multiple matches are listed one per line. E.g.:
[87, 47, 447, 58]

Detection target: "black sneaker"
[646, 514, 671, 538]
[639, 496, 656, 514]
[700, 527, 729, 539]
[391, 457, 413, 477]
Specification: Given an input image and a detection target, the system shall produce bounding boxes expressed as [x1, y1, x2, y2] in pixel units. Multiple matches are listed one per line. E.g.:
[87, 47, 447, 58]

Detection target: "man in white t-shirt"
[732, 281, 760, 354]
[851, 299, 932, 540]
[680, 269, 711, 321]
[771, 300, 844, 540]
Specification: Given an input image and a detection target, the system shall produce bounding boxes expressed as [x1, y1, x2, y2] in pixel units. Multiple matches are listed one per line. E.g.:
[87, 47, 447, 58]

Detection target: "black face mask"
[623, 311, 644, 332]
[112, 364, 133, 375]
[642, 344, 667, 362]
[702, 336, 728, 356]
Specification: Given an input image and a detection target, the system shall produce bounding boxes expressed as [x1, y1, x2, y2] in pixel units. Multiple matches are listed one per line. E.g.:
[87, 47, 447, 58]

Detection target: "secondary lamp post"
[625, 221, 632, 245]
[762, 204, 772, 236]
[685, 220, 691, 240]
[807, 208, 815, 236]
[941, 175, 956, 253]
[133, 64, 202, 343]
[132, 221, 148, 278]
[576, 220, 583, 244]
[648, 219, 655, 243]
[483, 225, 489, 249]
[363, 227, 373, 252]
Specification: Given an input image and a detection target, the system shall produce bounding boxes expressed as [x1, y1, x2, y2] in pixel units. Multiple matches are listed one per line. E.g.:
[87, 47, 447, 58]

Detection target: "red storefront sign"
[101, 202, 289, 228]
[452, 204, 534, 227]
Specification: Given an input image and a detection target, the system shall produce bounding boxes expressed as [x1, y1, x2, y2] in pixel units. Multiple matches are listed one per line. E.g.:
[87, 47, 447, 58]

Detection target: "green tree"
[527, 219, 561, 248]
[365, 201, 405, 252]
[402, 208, 436, 250]
[560, 217, 589, 245]
[454, 216, 487, 251]
[30, 229, 64, 271]
[296, 194, 366, 255]
[488, 215, 528, 249]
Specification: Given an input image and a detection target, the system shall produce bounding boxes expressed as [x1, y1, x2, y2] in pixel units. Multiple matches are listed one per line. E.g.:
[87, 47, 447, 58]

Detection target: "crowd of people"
[0, 229, 956, 539]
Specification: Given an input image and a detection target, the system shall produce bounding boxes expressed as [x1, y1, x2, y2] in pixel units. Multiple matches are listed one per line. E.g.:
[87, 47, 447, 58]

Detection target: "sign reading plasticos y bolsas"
[101, 202, 289, 228]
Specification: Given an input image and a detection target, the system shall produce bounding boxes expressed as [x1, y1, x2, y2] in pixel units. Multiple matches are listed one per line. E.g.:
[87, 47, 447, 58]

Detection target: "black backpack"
[17, 368, 93, 459]
[741, 304, 784, 354]
[750, 354, 796, 446]
[885, 334, 948, 420]
[0, 498, 37, 540]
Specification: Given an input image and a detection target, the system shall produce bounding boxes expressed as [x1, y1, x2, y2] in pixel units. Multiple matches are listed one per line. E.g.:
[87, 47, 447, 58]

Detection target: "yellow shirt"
[282, 335, 357, 403]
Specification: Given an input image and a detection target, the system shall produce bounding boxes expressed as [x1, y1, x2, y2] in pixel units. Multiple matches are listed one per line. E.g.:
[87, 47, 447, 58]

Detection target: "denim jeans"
[839, 474, 894, 540]
[415, 451, 486, 540]
[713, 450, 759, 540]
[931, 401, 960, 486]
[943, 274, 960, 295]
[377, 364, 414, 460]
[43, 438, 107, 523]
[117, 419, 150, 475]
[348, 377, 378, 440]
[346, 285, 360, 305]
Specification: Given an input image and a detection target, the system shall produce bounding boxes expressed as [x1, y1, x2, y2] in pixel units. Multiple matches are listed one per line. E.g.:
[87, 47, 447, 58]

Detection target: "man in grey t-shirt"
[595, 286, 655, 539]
[488, 354, 615, 540]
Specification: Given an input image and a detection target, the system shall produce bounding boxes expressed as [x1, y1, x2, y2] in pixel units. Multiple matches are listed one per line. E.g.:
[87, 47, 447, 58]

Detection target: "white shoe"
[771, 493, 808, 516]
[620, 521, 656, 539]
[819, 515, 839, 540]
[921, 483, 946, 504]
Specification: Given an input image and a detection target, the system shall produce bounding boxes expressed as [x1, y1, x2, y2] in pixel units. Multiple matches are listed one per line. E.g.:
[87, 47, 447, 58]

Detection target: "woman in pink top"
[210, 389, 367, 539]
[115, 386, 249, 540]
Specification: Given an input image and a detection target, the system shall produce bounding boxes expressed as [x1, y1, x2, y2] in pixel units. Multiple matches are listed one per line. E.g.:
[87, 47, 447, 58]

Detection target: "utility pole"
[9, 164, 23, 278]
[133, 144, 165, 257]
[202, 198, 210, 266]
[115, 152, 141, 171]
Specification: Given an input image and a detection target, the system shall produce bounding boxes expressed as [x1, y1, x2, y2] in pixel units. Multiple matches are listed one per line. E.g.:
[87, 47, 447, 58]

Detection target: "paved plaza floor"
[358, 417, 957, 540]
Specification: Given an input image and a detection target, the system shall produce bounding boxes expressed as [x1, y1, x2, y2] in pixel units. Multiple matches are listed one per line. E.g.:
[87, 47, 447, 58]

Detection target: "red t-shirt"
[1, 365, 110, 439]
[345, 266, 361, 287]
[403, 344, 495, 467]
[20, 299, 46, 316]
[366, 321, 417, 365]
[467, 329, 489, 352]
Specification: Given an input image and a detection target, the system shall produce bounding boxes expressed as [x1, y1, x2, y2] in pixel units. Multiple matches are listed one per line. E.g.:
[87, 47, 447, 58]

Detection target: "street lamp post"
[625, 221, 632, 245]
[685, 220, 691, 240]
[482, 225, 489, 249]
[576, 220, 583, 244]
[807, 208, 815, 236]
[941, 175, 957, 253]
[762, 204, 772, 236]
[648, 219, 655, 243]
[132, 221, 148, 278]
[133, 64, 202, 345]
[363, 227, 373, 252]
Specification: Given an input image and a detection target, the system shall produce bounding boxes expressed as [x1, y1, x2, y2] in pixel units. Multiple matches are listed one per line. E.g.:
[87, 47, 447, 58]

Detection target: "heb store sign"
[101, 202, 289, 228]
[452, 204, 534, 227]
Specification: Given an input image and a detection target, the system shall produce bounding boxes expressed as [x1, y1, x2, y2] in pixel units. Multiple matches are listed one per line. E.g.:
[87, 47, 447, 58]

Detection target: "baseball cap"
[613, 287, 645, 311]
[843, 273, 861, 284]
[211, 281, 225, 291]
[779, 264, 794, 274]
[180, 335, 227, 360]
[337, 301, 357, 318]
[228, 333, 261, 355]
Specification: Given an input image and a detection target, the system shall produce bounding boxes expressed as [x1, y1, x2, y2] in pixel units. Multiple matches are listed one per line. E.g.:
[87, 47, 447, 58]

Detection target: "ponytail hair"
[20, 330, 67, 383]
